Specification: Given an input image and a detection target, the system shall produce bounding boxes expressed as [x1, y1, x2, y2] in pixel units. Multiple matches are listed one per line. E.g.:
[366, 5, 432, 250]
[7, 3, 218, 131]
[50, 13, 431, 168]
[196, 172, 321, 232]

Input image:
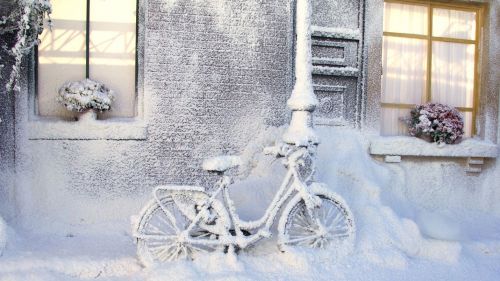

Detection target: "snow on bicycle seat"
[202, 155, 242, 172]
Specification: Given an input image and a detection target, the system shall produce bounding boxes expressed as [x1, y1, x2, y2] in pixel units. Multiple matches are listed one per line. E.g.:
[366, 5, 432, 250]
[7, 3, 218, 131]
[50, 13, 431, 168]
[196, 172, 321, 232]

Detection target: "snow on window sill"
[369, 136, 498, 158]
[27, 118, 148, 140]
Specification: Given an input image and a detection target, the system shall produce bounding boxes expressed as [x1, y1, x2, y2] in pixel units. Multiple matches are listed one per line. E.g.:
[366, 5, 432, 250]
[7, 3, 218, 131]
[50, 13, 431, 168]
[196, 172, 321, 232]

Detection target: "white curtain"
[431, 9, 476, 137]
[381, 3, 476, 136]
[381, 3, 428, 135]
[433, 8, 476, 40]
[383, 2, 428, 35]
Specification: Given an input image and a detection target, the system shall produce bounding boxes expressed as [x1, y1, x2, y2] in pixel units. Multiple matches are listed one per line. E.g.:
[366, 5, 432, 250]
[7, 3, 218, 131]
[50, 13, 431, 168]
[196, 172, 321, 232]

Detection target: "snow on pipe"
[283, 0, 319, 146]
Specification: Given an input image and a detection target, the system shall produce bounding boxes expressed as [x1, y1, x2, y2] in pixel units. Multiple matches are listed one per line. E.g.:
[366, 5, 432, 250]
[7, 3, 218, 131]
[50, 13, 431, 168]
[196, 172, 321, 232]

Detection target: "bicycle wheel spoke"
[137, 234, 177, 241]
[322, 204, 335, 223]
[292, 223, 314, 232]
[156, 211, 179, 233]
[329, 212, 344, 227]
[285, 234, 320, 244]
[154, 245, 172, 262]
[157, 202, 180, 233]
[146, 221, 174, 236]
[165, 246, 181, 262]
[295, 209, 312, 227]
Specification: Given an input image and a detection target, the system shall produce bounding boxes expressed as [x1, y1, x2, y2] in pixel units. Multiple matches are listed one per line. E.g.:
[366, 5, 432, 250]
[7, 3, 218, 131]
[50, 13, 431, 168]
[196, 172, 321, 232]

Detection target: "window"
[36, 0, 137, 118]
[381, 0, 481, 137]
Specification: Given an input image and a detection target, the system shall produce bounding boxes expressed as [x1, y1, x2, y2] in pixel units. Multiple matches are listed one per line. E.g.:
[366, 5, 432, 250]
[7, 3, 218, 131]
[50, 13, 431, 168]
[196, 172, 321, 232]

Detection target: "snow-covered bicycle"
[133, 143, 355, 265]
[133, 0, 354, 266]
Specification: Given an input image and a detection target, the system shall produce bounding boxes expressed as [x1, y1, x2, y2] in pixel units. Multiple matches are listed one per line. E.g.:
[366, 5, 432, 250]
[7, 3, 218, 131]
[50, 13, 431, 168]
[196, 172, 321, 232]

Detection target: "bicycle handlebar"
[263, 143, 310, 163]
[263, 143, 290, 158]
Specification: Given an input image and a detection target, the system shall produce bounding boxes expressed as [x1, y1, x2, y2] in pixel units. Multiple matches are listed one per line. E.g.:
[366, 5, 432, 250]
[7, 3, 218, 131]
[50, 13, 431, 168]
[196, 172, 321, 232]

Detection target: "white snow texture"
[1, 127, 500, 280]
[0, 216, 6, 256]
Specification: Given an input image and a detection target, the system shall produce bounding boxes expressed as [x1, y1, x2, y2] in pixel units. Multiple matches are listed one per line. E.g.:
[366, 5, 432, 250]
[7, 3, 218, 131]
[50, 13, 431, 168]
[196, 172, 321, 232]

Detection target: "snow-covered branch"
[0, 0, 52, 92]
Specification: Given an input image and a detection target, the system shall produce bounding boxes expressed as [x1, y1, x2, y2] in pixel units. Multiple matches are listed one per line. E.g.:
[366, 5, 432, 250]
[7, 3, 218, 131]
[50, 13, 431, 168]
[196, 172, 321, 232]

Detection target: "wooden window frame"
[381, 0, 485, 135]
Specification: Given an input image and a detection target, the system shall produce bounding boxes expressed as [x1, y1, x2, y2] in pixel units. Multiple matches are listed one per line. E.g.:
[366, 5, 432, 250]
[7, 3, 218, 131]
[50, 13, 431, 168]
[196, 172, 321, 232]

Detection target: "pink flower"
[405, 103, 464, 144]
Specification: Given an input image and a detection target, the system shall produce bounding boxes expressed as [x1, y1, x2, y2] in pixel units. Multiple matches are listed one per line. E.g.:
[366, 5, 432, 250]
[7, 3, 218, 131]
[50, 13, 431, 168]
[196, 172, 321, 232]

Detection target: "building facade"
[0, 0, 498, 232]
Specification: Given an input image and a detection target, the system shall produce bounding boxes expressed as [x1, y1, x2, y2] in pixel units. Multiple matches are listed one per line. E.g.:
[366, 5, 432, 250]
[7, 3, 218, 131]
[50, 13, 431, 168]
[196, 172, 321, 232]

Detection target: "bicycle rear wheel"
[135, 194, 228, 266]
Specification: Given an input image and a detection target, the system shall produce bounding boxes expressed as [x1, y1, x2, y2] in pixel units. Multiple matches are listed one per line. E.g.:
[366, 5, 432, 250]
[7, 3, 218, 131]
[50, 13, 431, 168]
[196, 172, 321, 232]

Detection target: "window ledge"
[369, 136, 498, 158]
[27, 118, 148, 140]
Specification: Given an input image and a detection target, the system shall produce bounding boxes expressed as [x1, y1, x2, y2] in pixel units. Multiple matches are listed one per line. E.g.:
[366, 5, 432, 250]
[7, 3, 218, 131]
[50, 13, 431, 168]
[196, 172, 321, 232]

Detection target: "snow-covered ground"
[1, 127, 500, 281]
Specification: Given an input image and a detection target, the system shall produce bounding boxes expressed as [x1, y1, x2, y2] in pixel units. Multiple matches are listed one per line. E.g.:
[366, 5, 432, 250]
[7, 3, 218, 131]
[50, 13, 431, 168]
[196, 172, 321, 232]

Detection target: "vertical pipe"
[86, 0, 90, 79]
[282, 0, 319, 146]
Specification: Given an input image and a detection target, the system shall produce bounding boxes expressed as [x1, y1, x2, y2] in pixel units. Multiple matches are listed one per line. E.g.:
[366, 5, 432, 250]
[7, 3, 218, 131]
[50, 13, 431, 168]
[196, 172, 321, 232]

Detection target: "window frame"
[381, 0, 484, 136]
[26, 0, 147, 140]
[33, 0, 141, 118]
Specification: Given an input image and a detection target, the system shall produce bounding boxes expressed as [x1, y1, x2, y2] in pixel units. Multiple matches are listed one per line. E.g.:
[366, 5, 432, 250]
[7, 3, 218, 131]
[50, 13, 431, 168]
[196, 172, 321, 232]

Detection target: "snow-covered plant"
[403, 103, 464, 144]
[0, 0, 52, 92]
[57, 79, 115, 112]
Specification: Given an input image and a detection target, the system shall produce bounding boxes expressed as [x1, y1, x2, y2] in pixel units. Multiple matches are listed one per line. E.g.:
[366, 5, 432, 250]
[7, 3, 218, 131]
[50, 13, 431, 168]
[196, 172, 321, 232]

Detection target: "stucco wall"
[0, 0, 16, 222]
[12, 0, 294, 231]
[3, 0, 499, 234]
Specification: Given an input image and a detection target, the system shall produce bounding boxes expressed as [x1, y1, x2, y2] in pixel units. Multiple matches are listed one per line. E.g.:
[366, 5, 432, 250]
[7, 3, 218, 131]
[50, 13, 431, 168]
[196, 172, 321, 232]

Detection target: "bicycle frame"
[175, 147, 320, 248]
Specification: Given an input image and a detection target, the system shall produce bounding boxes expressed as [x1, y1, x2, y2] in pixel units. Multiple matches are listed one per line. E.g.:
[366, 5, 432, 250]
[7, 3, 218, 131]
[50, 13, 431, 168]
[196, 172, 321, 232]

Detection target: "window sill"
[369, 136, 498, 158]
[27, 118, 148, 140]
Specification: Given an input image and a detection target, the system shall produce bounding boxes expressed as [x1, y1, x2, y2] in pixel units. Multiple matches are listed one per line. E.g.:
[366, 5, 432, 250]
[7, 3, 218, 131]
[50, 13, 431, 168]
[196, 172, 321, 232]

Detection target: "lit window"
[37, 0, 137, 118]
[381, 1, 480, 137]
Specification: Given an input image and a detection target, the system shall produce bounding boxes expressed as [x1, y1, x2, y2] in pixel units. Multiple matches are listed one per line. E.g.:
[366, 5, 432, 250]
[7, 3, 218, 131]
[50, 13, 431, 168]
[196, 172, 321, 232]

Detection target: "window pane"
[382, 36, 427, 104]
[381, 107, 411, 136]
[384, 2, 428, 35]
[89, 0, 137, 118]
[431, 42, 475, 108]
[432, 8, 476, 40]
[38, 0, 87, 117]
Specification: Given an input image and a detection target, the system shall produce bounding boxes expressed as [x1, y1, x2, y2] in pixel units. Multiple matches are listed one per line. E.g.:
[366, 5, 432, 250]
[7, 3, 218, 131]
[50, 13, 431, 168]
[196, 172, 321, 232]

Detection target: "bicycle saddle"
[202, 155, 242, 173]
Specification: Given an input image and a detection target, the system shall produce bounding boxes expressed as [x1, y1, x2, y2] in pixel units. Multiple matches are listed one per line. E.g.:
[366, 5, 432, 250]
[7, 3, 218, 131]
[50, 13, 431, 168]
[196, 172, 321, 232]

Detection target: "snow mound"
[222, 126, 464, 269]
[2, 127, 500, 280]
[0, 216, 6, 256]
[314, 127, 461, 265]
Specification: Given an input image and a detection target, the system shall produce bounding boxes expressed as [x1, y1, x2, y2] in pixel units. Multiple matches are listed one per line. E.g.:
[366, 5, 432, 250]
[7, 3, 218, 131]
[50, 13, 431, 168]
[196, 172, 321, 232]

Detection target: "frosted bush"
[0, 0, 52, 92]
[403, 103, 464, 144]
[57, 79, 114, 112]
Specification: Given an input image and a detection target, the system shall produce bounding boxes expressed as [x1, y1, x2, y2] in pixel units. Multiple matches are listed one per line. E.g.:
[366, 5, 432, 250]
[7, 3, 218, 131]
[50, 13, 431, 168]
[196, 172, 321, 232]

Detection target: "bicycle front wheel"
[278, 188, 355, 251]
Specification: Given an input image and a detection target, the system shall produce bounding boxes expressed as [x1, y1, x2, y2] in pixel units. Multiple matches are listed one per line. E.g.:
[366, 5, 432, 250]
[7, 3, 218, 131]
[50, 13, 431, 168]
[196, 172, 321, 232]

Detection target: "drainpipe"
[282, 0, 319, 147]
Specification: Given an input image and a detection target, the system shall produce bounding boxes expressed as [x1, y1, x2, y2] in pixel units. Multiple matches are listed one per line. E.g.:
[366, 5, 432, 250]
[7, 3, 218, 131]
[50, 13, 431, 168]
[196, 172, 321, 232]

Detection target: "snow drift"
[231, 126, 462, 266]
[1, 127, 500, 280]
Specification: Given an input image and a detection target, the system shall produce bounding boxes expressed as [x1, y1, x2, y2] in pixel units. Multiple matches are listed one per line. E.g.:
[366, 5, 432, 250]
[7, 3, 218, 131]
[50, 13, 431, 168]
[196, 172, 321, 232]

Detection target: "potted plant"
[57, 79, 114, 121]
[403, 103, 464, 145]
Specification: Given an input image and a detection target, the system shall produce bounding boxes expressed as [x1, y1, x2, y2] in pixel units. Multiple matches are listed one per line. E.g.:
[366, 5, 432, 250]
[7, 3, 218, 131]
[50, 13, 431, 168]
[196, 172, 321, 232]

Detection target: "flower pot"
[78, 109, 97, 122]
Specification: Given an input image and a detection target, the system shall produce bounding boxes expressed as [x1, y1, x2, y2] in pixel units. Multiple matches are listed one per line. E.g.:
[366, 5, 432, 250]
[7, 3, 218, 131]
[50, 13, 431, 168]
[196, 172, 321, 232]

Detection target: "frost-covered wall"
[11, 0, 294, 231]
[3, 0, 499, 235]
[0, 0, 16, 222]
